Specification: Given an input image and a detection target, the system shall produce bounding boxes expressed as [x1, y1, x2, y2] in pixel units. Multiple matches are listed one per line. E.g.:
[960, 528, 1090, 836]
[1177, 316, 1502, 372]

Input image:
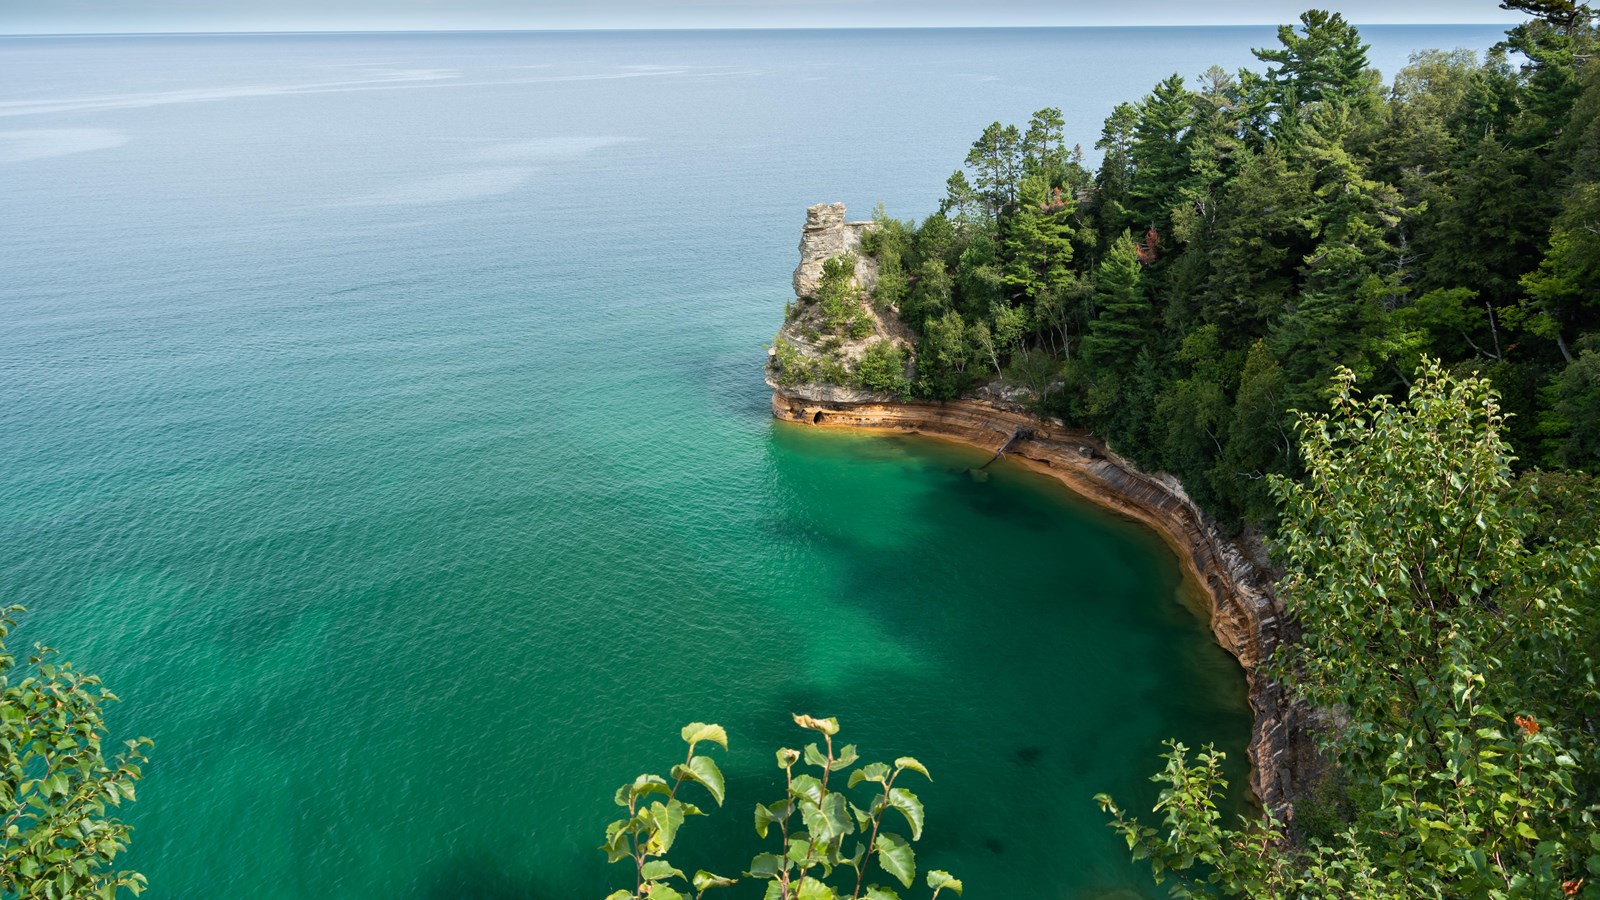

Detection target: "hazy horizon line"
[1, 21, 1516, 38]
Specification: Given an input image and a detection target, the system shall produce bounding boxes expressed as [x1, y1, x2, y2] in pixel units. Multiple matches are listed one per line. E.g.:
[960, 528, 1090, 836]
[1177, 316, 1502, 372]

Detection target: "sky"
[5, 0, 1525, 35]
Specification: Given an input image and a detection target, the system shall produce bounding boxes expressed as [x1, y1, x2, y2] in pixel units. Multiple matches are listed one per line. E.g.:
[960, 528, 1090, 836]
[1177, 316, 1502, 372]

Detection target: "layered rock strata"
[767, 202, 1319, 813]
[767, 393, 1317, 817]
[768, 203, 914, 404]
[791, 202, 877, 300]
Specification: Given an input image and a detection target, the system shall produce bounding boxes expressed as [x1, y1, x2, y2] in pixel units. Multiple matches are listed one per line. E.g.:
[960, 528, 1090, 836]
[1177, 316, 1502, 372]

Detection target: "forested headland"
[767, 2, 1600, 896]
[775, 2, 1600, 531]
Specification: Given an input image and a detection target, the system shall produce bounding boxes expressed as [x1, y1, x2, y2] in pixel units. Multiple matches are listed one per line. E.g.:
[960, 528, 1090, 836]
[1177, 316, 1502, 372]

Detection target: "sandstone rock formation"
[792, 202, 877, 300]
[767, 203, 1321, 819]
[767, 203, 916, 405]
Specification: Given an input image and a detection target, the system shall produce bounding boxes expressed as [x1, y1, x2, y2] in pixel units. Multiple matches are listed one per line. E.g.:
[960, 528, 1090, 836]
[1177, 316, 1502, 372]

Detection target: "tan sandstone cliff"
[766, 203, 1319, 817]
[767, 203, 915, 404]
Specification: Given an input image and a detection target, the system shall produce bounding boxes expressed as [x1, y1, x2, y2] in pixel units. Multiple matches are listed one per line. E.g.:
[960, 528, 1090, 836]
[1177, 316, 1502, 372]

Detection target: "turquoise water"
[1, 26, 1503, 898]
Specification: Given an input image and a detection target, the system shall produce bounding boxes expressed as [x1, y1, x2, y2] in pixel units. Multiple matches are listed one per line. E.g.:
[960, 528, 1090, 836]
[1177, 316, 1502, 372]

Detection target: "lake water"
[0, 25, 1503, 898]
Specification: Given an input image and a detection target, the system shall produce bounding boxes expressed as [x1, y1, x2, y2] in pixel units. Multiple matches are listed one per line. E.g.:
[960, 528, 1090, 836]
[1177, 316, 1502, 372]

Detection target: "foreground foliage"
[601, 716, 960, 900]
[1097, 363, 1600, 898]
[0, 606, 152, 899]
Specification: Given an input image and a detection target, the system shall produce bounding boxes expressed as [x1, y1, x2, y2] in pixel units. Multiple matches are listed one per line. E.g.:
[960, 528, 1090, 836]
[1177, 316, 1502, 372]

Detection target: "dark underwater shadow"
[410, 852, 566, 900]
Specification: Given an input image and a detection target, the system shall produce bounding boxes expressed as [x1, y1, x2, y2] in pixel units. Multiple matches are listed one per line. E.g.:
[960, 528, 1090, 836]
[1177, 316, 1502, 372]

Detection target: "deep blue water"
[1, 25, 1505, 899]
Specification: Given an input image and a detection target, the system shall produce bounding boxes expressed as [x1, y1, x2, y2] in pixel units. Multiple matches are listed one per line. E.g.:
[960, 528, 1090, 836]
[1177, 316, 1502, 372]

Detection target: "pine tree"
[1500, 0, 1596, 34]
[1128, 74, 1195, 235]
[1081, 234, 1151, 368]
[1022, 106, 1068, 185]
[1202, 147, 1315, 338]
[1001, 174, 1076, 300]
[1090, 102, 1140, 251]
[1252, 10, 1374, 113]
[1219, 340, 1295, 523]
[964, 122, 1023, 218]
[1272, 104, 1408, 391]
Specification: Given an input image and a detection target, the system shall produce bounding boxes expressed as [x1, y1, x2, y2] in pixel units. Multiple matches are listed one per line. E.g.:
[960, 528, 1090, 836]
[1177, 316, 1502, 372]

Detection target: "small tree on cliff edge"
[1098, 360, 1600, 898]
[1, 606, 152, 899]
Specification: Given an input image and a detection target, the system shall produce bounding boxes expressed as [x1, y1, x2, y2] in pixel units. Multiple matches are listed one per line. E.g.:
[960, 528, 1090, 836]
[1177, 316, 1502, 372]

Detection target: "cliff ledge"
[767, 202, 1319, 817]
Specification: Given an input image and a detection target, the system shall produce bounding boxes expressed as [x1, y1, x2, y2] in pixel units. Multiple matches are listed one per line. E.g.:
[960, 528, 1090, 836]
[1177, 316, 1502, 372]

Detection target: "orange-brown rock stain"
[772, 391, 1321, 816]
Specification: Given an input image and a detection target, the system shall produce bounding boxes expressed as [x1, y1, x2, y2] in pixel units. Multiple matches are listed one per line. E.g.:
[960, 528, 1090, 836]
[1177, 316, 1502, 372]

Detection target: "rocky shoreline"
[765, 389, 1318, 816]
[768, 202, 1318, 816]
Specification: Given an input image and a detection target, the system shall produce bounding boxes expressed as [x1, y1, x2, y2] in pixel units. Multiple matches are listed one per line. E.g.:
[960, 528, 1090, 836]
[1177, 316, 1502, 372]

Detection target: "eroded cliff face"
[791, 202, 878, 300]
[767, 203, 915, 404]
[767, 394, 1319, 815]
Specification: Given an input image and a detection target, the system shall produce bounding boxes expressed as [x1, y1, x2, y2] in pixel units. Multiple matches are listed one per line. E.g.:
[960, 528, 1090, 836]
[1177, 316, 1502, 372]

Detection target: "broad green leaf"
[754, 800, 791, 839]
[787, 837, 814, 864]
[631, 774, 672, 800]
[647, 885, 684, 900]
[829, 745, 858, 771]
[926, 870, 963, 895]
[789, 774, 825, 806]
[792, 713, 840, 736]
[646, 801, 685, 854]
[603, 820, 633, 863]
[671, 756, 726, 807]
[804, 743, 829, 769]
[795, 877, 837, 900]
[862, 885, 901, 900]
[801, 792, 854, 843]
[848, 763, 891, 789]
[680, 722, 728, 750]
[886, 788, 925, 841]
[640, 861, 685, 882]
[692, 871, 738, 893]
[874, 833, 915, 888]
[747, 853, 785, 879]
[893, 758, 930, 781]
[849, 802, 873, 829]
[604, 891, 633, 900]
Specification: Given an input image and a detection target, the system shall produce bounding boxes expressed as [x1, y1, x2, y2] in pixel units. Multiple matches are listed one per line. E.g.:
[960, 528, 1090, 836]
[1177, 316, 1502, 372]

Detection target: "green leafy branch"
[601, 716, 960, 900]
[1, 605, 153, 900]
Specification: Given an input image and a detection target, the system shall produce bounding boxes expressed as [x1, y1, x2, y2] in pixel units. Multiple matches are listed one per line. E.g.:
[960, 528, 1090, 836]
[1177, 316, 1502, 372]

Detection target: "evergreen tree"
[1202, 147, 1315, 338]
[1128, 74, 1195, 234]
[1421, 134, 1551, 312]
[1220, 340, 1295, 523]
[1501, 0, 1596, 34]
[939, 169, 982, 227]
[1081, 233, 1151, 368]
[963, 122, 1023, 217]
[1541, 339, 1600, 469]
[1252, 10, 1375, 117]
[1090, 102, 1141, 250]
[1001, 174, 1076, 300]
[1021, 106, 1068, 185]
[1177, 67, 1245, 238]
[1272, 104, 1408, 391]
